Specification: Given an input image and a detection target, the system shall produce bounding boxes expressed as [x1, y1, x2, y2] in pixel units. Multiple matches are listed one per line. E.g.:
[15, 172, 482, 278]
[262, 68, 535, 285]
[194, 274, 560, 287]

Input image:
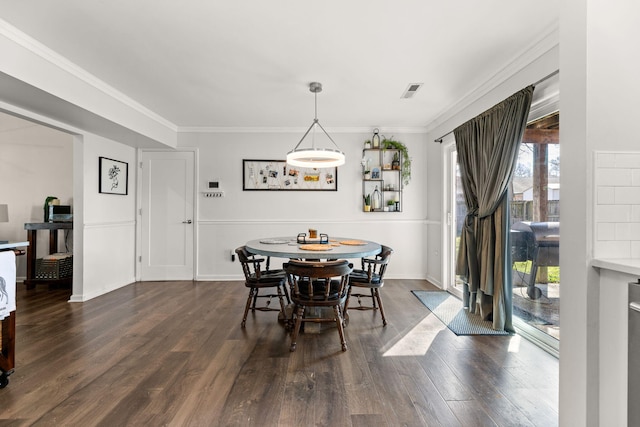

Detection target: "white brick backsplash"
[615, 223, 632, 240]
[614, 153, 640, 168]
[596, 168, 632, 186]
[594, 151, 640, 259]
[632, 241, 640, 258]
[597, 223, 615, 240]
[615, 187, 640, 204]
[594, 240, 631, 259]
[596, 204, 631, 222]
[596, 153, 616, 168]
[598, 187, 616, 204]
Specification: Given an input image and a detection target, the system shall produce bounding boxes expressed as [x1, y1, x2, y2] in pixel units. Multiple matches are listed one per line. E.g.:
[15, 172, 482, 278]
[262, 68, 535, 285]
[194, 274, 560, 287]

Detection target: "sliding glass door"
[443, 111, 560, 353]
[443, 139, 466, 299]
[511, 113, 560, 347]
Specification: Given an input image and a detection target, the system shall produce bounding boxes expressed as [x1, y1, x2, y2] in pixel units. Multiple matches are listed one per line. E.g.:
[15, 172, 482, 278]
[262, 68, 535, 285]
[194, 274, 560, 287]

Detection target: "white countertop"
[592, 258, 640, 277]
[0, 241, 29, 250]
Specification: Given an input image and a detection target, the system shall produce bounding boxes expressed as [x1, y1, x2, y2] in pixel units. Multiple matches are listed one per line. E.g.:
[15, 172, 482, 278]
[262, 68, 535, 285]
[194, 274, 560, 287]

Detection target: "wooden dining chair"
[284, 259, 353, 352]
[235, 246, 290, 328]
[343, 245, 393, 326]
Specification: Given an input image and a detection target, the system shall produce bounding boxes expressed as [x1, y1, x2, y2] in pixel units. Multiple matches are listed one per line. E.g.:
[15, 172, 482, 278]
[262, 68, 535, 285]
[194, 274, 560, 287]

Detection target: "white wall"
[177, 130, 429, 281]
[73, 133, 136, 301]
[561, 0, 640, 425]
[0, 115, 73, 277]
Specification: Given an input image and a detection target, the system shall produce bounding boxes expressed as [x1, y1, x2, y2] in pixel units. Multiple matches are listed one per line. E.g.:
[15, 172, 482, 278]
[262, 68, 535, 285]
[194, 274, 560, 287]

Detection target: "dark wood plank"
[0, 279, 558, 426]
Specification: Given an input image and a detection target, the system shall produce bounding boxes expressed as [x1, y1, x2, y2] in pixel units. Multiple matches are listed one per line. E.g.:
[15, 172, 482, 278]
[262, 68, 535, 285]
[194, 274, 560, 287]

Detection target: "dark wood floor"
[1, 279, 558, 426]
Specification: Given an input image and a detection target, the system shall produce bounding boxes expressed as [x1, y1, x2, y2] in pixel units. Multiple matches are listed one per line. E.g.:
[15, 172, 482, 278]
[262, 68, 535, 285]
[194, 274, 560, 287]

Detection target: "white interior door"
[140, 150, 194, 280]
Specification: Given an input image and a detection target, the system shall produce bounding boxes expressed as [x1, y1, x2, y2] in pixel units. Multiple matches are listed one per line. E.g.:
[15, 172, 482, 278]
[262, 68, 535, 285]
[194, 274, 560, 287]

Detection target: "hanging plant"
[381, 137, 411, 186]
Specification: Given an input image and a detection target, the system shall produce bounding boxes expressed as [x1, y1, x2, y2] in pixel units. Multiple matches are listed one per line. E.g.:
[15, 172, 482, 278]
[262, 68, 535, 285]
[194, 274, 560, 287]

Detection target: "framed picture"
[242, 159, 337, 191]
[99, 156, 128, 195]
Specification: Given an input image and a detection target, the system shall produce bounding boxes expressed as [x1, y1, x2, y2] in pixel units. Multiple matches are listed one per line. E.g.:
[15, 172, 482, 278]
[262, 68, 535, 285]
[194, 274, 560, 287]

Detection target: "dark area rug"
[412, 290, 511, 336]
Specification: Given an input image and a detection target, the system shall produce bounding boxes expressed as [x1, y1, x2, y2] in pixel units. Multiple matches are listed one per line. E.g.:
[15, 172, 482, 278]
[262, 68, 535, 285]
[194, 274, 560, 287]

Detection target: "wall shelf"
[362, 148, 402, 212]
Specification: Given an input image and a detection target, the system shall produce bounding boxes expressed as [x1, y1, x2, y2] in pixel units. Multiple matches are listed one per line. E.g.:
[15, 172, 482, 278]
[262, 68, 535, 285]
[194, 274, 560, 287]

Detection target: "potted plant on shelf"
[363, 194, 371, 212]
[392, 152, 400, 170]
[387, 199, 396, 212]
[382, 136, 411, 186]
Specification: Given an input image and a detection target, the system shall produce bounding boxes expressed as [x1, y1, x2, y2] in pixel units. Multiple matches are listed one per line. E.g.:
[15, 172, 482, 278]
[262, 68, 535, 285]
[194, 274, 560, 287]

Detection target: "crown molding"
[0, 19, 177, 131]
[177, 125, 428, 134]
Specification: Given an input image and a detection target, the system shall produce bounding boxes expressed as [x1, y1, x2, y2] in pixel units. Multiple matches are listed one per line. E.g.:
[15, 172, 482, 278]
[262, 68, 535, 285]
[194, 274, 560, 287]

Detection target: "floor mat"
[412, 290, 511, 336]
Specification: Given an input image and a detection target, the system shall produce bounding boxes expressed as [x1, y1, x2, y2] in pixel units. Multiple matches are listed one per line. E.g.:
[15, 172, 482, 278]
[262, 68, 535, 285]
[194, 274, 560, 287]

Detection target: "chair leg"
[374, 289, 387, 326]
[252, 288, 260, 312]
[290, 304, 305, 352]
[334, 305, 348, 351]
[343, 285, 353, 315]
[370, 288, 377, 309]
[340, 303, 349, 327]
[276, 285, 287, 318]
[282, 283, 291, 305]
[242, 287, 257, 327]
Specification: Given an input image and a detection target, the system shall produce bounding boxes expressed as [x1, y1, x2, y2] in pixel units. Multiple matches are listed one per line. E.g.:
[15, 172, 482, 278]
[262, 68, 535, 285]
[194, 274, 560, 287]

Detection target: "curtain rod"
[433, 69, 560, 143]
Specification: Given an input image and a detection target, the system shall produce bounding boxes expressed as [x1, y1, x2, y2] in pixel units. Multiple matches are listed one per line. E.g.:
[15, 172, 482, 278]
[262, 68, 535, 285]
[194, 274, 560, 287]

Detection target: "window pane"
[511, 115, 560, 342]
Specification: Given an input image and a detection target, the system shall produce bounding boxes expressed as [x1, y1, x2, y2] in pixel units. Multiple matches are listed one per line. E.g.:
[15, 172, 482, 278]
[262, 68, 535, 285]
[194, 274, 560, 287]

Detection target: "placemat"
[259, 239, 288, 244]
[339, 240, 367, 246]
[299, 244, 332, 251]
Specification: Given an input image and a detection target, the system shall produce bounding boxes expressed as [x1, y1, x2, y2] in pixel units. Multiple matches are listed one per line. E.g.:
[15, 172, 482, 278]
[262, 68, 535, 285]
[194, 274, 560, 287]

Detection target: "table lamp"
[0, 204, 8, 244]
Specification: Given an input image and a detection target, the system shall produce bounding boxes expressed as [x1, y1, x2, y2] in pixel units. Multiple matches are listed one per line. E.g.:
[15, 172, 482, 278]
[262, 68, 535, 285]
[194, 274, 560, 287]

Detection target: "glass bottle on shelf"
[372, 185, 381, 210]
[372, 128, 380, 148]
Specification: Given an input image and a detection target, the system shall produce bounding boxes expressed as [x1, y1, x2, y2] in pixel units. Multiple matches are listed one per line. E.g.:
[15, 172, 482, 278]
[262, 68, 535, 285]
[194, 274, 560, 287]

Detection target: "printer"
[49, 205, 73, 222]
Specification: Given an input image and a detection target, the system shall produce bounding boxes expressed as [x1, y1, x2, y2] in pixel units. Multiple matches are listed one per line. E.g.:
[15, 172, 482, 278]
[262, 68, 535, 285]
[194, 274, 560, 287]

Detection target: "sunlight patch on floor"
[382, 314, 446, 357]
[508, 334, 522, 353]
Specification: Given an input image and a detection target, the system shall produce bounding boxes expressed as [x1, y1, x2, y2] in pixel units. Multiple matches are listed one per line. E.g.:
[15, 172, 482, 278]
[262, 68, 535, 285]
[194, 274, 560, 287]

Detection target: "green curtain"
[454, 85, 534, 332]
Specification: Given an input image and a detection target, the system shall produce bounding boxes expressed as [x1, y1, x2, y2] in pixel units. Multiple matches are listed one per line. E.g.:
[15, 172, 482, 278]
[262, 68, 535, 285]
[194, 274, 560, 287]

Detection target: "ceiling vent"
[401, 83, 423, 99]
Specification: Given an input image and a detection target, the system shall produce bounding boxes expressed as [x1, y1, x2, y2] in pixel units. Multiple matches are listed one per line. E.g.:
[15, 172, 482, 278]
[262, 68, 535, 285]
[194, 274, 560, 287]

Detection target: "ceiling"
[0, 1, 559, 131]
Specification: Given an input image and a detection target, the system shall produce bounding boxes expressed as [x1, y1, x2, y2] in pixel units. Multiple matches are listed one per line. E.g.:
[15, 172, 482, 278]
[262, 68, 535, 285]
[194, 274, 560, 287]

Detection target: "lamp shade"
[0, 204, 8, 222]
[286, 147, 345, 168]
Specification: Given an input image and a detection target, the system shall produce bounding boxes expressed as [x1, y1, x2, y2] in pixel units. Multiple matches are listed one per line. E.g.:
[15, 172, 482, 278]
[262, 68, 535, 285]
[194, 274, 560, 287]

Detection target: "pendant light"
[286, 82, 345, 168]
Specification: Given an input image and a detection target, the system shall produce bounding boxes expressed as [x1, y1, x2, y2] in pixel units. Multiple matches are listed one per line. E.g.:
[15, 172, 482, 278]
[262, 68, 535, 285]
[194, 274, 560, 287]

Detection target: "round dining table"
[246, 236, 381, 260]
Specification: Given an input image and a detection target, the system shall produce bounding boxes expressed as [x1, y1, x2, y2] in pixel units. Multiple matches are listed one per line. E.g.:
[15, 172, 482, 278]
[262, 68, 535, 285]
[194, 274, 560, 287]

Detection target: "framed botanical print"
[99, 156, 128, 195]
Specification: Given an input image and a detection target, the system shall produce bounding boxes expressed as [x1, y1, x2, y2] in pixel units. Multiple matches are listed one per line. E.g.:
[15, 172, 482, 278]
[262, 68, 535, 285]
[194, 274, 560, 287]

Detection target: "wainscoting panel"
[197, 219, 427, 281]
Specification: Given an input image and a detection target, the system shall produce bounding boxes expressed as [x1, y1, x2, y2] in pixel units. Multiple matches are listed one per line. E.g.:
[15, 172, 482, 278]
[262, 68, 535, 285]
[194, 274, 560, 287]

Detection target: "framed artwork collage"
[242, 159, 337, 191]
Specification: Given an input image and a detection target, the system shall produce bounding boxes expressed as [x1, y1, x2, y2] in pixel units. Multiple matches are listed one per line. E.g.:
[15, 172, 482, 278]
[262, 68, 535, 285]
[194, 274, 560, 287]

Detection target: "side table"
[23, 222, 73, 289]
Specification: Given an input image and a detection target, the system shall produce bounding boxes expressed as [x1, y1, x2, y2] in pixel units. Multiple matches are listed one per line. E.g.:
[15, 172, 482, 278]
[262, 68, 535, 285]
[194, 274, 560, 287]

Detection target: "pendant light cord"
[291, 85, 340, 151]
[314, 90, 318, 120]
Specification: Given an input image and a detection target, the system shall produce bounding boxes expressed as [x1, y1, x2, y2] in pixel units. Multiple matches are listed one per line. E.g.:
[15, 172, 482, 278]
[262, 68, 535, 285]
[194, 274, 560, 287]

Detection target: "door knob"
[182, 220, 192, 224]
